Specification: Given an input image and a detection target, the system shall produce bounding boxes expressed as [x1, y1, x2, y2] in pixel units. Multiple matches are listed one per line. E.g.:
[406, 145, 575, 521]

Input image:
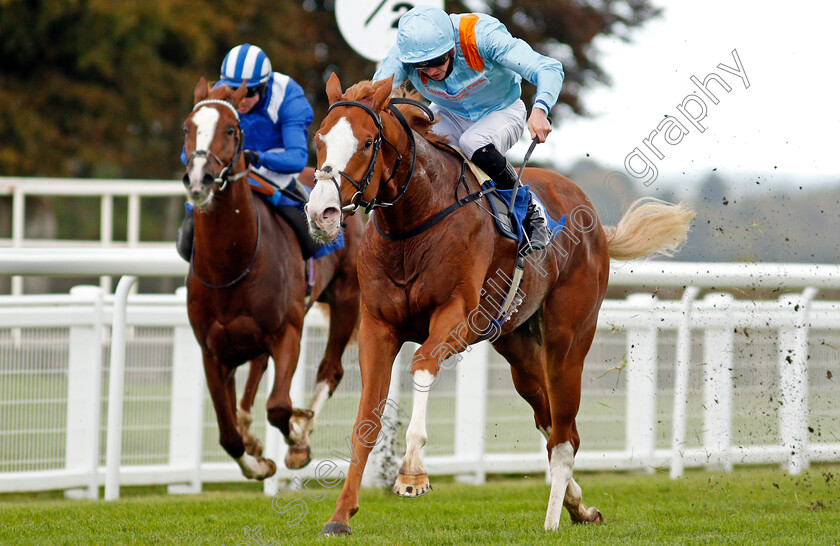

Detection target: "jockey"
[373, 6, 564, 253]
[177, 43, 314, 261]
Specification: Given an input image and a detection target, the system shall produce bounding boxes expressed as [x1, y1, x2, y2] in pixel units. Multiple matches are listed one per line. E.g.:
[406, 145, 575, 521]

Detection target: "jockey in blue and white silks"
[217, 43, 313, 190]
[373, 7, 565, 253]
[177, 44, 320, 261]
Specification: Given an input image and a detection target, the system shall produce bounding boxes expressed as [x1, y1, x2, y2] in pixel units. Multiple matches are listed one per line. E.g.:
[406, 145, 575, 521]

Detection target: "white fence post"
[104, 275, 138, 501]
[168, 287, 204, 494]
[64, 285, 104, 499]
[625, 293, 658, 472]
[778, 288, 817, 475]
[702, 293, 734, 472]
[454, 341, 488, 485]
[670, 286, 700, 479]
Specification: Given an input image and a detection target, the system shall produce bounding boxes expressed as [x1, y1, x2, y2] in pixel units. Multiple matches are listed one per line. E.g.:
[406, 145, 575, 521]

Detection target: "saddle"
[445, 145, 567, 244]
[248, 171, 344, 261]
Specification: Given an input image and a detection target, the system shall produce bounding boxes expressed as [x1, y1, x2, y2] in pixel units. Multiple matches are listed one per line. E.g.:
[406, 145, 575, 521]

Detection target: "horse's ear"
[371, 75, 394, 112]
[326, 73, 344, 105]
[194, 77, 209, 103]
[229, 81, 248, 107]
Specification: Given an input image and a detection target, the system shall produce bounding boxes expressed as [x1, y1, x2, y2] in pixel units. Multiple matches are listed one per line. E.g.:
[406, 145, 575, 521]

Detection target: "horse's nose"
[321, 206, 340, 226]
[321, 165, 333, 175]
[181, 173, 190, 188]
[201, 172, 215, 189]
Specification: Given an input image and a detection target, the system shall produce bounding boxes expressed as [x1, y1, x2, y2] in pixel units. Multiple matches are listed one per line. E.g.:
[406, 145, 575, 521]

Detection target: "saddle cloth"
[445, 145, 567, 244]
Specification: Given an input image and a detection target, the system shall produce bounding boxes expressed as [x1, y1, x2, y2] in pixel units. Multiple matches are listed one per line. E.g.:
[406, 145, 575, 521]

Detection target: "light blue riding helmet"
[219, 44, 272, 88]
[396, 6, 455, 65]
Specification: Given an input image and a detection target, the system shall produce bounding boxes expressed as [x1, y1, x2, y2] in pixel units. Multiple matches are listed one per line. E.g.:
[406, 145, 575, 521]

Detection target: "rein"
[372, 162, 495, 241]
[189, 193, 262, 290]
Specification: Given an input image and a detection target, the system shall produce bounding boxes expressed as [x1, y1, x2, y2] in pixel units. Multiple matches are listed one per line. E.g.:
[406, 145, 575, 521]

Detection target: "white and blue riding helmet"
[219, 43, 272, 88]
[396, 6, 455, 66]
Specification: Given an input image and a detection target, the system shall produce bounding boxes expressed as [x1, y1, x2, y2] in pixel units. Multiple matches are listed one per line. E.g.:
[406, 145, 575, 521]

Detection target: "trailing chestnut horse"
[181, 78, 362, 478]
[305, 74, 694, 535]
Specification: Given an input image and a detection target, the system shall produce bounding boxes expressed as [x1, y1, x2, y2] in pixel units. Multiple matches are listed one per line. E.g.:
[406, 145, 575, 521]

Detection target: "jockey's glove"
[243, 150, 260, 166]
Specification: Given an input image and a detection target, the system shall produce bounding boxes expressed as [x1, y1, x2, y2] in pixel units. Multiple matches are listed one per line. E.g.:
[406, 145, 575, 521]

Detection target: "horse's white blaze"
[306, 117, 356, 236]
[544, 441, 575, 530]
[187, 106, 221, 193]
[320, 117, 357, 177]
[401, 370, 433, 474]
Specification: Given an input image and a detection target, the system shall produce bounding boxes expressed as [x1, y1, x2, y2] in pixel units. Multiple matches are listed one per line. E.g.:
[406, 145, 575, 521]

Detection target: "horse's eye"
[226, 126, 236, 136]
[364, 139, 373, 150]
[182, 126, 189, 135]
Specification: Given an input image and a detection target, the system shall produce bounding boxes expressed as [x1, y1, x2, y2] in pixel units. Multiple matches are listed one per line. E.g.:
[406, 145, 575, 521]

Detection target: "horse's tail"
[604, 198, 695, 261]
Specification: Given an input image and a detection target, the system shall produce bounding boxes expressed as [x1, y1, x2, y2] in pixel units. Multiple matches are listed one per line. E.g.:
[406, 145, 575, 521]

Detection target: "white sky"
[508, 0, 840, 192]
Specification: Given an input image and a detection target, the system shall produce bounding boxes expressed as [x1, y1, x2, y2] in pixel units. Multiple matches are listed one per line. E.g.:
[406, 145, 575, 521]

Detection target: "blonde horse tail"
[604, 198, 695, 261]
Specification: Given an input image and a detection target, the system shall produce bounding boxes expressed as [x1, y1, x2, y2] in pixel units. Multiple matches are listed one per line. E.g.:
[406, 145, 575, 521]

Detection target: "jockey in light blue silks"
[374, 6, 565, 253]
[177, 43, 316, 261]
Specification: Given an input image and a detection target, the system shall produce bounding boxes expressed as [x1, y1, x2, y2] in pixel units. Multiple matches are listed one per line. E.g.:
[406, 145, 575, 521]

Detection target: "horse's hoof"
[393, 473, 431, 497]
[320, 522, 352, 536]
[285, 445, 312, 469]
[571, 507, 603, 525]
[256, 458, 277, 481]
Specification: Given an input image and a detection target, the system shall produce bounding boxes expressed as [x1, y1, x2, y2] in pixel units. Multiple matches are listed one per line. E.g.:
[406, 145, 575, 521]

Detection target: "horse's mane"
[344, 81, 450, 149]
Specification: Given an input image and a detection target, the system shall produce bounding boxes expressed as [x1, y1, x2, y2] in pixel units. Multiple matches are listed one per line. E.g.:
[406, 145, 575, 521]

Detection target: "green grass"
[0, 465, 838, 545]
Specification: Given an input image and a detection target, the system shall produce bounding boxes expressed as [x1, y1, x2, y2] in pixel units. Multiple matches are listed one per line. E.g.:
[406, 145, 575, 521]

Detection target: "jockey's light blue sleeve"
[373, 43, 409, 86]
[478, 20, 564, 114]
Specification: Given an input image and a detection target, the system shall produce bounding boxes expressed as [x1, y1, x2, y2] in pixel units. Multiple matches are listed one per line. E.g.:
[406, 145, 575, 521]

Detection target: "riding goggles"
[410, 51, 451, 70]
[229, 84, 265, 98]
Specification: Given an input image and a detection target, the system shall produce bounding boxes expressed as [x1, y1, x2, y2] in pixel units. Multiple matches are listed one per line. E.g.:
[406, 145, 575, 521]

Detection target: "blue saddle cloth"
[252, 179, 344, 260]
[481, 182, 567, 244]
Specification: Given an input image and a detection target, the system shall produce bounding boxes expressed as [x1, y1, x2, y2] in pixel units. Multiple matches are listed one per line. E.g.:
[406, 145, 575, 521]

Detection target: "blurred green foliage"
[0, 0, 659, 179]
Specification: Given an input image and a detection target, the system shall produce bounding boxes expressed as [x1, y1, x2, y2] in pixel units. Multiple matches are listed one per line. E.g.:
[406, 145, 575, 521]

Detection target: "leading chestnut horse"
[181, 79, 363, 479]
[305, 74, 694, 535]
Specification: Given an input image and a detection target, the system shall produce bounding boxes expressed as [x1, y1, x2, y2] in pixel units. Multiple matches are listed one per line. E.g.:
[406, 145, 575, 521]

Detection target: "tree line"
[0, 0, 658, 179]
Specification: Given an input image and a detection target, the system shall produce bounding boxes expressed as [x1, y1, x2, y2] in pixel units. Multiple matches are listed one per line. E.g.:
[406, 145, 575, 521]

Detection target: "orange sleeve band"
[459, 14, 484, 72]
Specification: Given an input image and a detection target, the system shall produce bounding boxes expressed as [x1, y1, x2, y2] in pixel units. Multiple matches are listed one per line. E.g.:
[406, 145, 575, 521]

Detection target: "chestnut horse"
[305, 74, 694, 535]
[181, 78, 362, 478]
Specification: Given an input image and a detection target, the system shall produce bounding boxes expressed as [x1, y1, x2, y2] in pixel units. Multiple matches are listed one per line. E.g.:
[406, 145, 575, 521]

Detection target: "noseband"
[325, 98, 433, 213]
[186, 99, 249, 190]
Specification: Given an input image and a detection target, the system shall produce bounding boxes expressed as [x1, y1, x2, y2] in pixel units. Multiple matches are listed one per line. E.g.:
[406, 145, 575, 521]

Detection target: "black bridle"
[324, 98, 433, 214]
[185, 99, 248, 190]
[185, 98, 259, 289]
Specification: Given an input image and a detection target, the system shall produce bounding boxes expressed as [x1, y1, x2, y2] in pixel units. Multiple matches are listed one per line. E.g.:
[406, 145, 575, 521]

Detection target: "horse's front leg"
[288, 287, 360, 461]
[237, 354, 269, 457]
[203, 354, 276, 480]
[264, 324, 314, 469]
[394, 299, 470, 498]
[321, 313, 400, 536]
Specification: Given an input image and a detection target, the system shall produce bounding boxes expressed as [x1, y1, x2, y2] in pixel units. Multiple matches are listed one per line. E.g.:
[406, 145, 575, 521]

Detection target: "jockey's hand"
[243, 150, 259, 166]
[527, 108, 552, 143]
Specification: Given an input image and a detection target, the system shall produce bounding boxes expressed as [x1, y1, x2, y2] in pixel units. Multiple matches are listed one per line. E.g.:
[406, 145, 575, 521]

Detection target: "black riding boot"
[471, 145, 549, 254]
[175, 209, 194, 261]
